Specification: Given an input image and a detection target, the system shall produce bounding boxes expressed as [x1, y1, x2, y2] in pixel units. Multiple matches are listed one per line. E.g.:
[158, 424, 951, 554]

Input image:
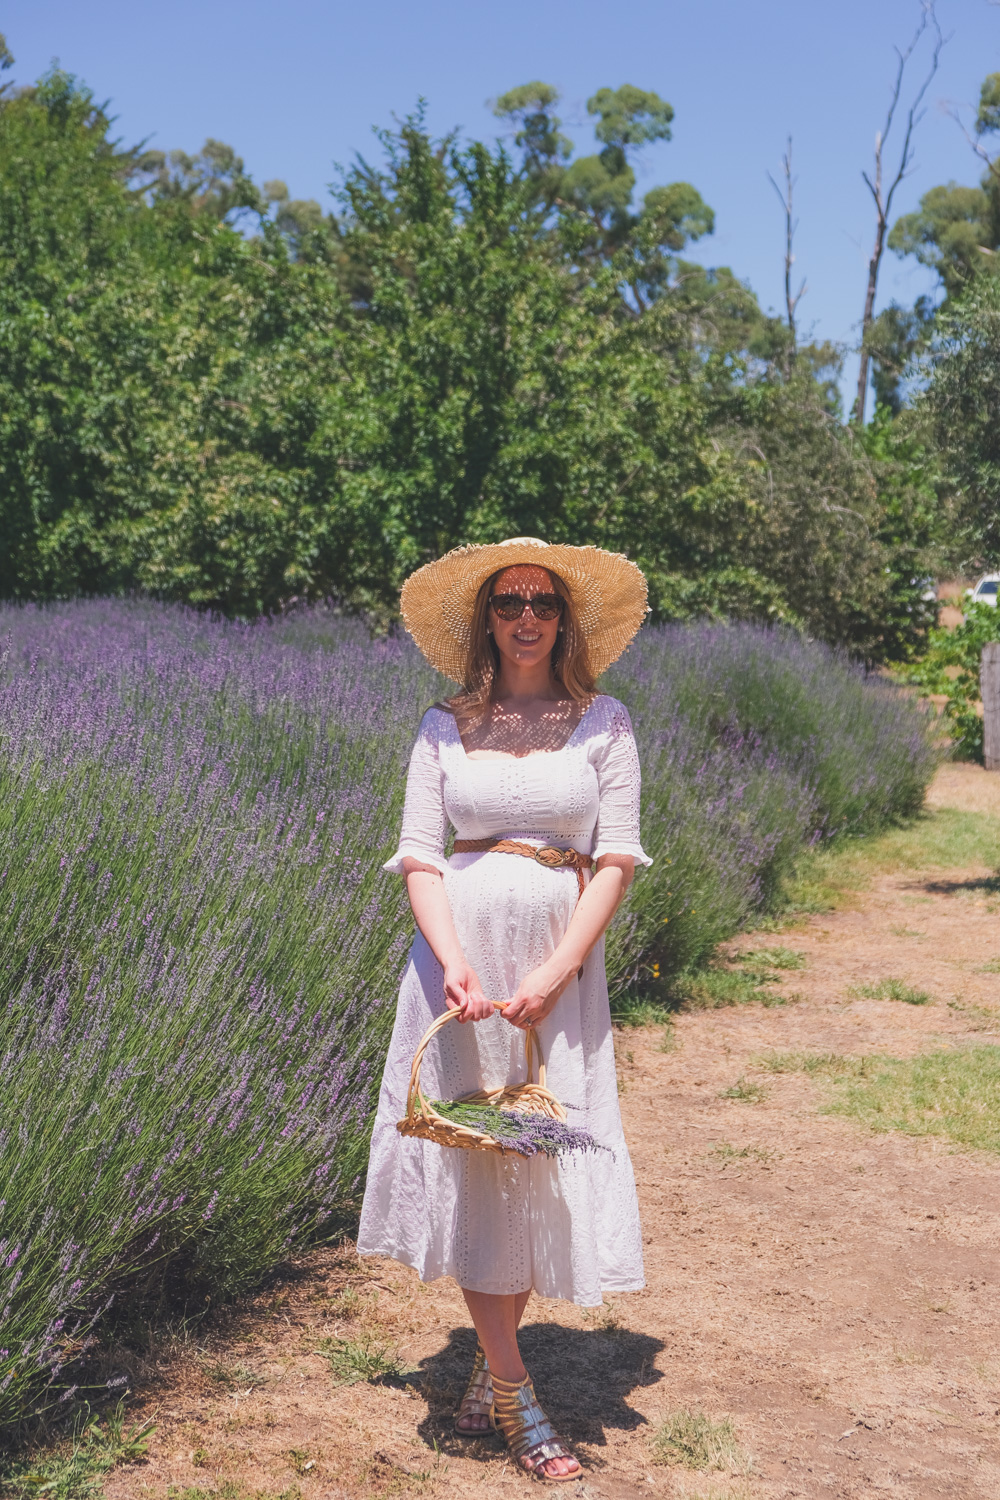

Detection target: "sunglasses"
[489, 592, 564, 622]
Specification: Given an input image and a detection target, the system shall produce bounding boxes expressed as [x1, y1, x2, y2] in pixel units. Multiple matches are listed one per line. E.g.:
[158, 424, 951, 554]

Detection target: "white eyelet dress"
[357, 694, 651, 1307]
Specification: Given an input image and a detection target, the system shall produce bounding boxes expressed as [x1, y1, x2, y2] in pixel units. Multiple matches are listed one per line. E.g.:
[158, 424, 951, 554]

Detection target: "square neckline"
[449, 694, 602, 762]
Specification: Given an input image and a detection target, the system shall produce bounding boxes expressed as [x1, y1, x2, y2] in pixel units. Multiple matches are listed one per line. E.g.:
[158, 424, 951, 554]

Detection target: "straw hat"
[400, 537, 649, 683]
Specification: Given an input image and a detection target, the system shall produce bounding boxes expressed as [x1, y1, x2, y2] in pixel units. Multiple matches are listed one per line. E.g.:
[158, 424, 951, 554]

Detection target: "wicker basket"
[397, 1002, 567, 1154]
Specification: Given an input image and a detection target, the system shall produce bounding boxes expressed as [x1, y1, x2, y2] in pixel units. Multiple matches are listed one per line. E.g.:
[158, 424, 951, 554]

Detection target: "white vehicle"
[965, 574, 1000, 607]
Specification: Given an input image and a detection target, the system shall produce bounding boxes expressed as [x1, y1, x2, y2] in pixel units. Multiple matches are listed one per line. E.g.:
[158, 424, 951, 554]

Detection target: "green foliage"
[978, 72, 1000, 136]
[920, 276, 1000, 570]
[315, 1334, 406, 1385]
[0, 63, 944, 656]
[864, 298, 937, 414]
[889, 179, 1000, 295]
[889, 73, 1000, 298]
[898, 600, 1000, 761]
[0, 1405, 154, 1500]
[847, 978, 933, 1005]
[723, 380, 941, 659]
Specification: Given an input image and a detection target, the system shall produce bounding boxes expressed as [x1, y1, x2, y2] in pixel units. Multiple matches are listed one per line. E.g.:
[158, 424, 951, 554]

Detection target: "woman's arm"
[502, 854, 633, 1030]
[402, 858, 494, 1022]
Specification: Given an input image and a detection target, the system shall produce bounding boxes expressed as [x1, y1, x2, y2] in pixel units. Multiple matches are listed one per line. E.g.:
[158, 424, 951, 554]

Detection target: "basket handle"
[404, 1001, 545, 1123]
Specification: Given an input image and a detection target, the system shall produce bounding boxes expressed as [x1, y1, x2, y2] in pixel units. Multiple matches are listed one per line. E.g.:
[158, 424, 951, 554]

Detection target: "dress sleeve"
[591, 699, 653, 867]
[383, 709, 451, 876]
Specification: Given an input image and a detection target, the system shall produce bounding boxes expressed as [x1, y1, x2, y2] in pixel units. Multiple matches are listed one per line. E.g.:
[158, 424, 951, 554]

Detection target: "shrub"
[604, 621, 937, 997]
[0, 600, 436, 1429]
[0, 602, 937, 1429]
[897, 599, 1000, 762]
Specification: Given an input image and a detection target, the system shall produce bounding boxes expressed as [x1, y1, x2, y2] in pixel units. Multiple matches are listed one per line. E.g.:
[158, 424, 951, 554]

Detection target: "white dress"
[357, 694, 650, 1307]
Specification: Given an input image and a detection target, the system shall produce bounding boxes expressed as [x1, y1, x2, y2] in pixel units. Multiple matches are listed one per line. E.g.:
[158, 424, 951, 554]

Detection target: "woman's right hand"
[443, 960, 494, 1023]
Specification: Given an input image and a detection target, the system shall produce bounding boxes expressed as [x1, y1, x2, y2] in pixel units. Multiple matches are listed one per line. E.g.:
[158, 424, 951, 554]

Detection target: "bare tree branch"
[853, 1, 948, 423]
[945, 103, 1000, 185]
[767, 135, 807, 368]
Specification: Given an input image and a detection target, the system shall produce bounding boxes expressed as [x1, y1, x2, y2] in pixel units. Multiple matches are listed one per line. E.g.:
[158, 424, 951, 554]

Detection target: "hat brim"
[399, 537, 649, 683]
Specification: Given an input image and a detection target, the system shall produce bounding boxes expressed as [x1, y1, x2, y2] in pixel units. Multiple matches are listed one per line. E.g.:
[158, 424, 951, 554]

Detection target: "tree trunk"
[855, 220, 886, 422]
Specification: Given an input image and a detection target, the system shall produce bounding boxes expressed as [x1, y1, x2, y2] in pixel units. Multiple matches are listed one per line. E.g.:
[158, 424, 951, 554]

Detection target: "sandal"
[453, 1344, 494, 1436]
[491, 1373, 581, 1483]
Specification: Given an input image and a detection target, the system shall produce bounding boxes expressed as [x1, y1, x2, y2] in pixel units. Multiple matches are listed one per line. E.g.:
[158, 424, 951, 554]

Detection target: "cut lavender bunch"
[430, 1099, 606, 1157]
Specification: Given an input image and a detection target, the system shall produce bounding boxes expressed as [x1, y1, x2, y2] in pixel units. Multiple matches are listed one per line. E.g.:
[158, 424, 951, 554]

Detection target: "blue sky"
[5, 0, 1000, 407]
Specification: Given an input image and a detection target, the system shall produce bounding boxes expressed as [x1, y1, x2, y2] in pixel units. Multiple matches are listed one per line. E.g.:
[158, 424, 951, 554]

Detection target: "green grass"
[314, 1333, 406, 1385]
[677, 946, 806, 1010]
[649, 1409, 749, 1472]
[848, 978, 933, 1006]
[0, 1406, 154, 1500]
[754, 1045, 1000, 1157]
[753, 1050, 866, 1076]
[828, 1045, 1000, 1155]
[718, 1077, 769, 1103]
[611, 995, 674, 1027]
[776, 807, 1000, 920]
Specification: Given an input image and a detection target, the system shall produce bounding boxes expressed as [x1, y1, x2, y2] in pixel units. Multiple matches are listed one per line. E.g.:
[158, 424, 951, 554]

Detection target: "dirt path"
[108, 765, 1000, 1500]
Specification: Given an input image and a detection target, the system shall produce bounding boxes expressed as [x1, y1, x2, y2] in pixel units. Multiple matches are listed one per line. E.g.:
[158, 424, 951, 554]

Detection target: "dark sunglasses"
[489, 592, 564, 622]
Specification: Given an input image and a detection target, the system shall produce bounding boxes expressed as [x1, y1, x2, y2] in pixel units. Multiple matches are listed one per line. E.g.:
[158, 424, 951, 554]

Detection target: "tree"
[921, 275, 1000, 566]
[888, 71, 1000, 295]
[853, 1, 944, 423]
[132, 138, 262, 220]
[492, 81, 571, 207]
[0, 63, 943, 655]
[767, 137, 806, 366]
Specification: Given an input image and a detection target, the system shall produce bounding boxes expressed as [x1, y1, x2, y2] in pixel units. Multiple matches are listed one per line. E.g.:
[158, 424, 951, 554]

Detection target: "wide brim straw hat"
[400, 537, 649, 683]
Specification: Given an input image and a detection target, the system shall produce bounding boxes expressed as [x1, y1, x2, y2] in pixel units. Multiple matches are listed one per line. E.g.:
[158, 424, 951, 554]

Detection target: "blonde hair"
[447, 569, 596, 726]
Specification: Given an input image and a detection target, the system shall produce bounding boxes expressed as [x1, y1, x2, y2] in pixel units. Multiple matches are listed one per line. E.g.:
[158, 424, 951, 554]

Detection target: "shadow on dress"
[410, 1319, 664, 1460]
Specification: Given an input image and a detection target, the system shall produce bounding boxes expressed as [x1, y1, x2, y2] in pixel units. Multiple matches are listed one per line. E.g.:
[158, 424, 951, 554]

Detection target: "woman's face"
[488, 565, 562, 676]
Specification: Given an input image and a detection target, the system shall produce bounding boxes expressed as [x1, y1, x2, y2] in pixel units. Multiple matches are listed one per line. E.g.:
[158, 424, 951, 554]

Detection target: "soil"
[104, 764, 1000, 1500]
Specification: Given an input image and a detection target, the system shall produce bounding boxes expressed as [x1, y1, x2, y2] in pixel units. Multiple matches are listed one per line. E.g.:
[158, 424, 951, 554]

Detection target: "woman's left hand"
[502, 961, 572, 1031]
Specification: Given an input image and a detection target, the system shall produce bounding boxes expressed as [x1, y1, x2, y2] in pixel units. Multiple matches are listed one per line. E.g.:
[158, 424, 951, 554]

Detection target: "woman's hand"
[502, 960, 572, 1031]
[443, 960, 494, 1023]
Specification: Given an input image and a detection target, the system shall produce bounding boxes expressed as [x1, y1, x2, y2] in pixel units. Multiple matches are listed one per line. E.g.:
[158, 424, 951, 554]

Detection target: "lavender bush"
[604, 621, 938, 997]
[0, 602, 935, 1429]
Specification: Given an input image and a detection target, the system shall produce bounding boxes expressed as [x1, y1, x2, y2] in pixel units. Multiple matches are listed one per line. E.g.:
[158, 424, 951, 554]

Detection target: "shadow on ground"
[920, 874, 1000, 895]
[412, 1321, 664, 1464]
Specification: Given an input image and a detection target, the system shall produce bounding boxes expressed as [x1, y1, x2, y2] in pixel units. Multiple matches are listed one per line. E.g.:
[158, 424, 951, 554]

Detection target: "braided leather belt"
[452, 838, 593, 899]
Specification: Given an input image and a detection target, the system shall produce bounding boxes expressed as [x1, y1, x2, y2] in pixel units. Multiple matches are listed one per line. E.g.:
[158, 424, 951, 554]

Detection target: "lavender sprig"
[430, 1100, 606, 1158]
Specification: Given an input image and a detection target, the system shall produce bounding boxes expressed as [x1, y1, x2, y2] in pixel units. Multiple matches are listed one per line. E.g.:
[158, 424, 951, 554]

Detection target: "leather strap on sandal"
[492, 1373, 580, 1483]
[454, 1344, 494, 1435]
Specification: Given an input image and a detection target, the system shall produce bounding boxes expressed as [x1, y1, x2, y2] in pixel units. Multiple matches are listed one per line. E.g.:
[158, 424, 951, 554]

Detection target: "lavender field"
[0, 600, 935, 1429]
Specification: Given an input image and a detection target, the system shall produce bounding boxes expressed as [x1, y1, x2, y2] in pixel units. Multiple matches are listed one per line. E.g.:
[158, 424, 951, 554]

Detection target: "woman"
[358, 536, 651, 1483]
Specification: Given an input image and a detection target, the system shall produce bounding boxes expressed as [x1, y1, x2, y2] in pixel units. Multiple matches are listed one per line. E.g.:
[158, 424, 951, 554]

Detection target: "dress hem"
[356, 1243, 645, 1308]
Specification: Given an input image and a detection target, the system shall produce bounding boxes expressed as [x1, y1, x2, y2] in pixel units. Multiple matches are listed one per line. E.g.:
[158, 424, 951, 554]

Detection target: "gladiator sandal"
[491, 1373, 581, 1483]
[453, 1343, 494, 1436]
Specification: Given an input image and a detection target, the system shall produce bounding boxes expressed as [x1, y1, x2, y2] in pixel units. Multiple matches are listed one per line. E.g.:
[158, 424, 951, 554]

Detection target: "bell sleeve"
[591, 699, 653, 867]
[383, 709, 450, 876]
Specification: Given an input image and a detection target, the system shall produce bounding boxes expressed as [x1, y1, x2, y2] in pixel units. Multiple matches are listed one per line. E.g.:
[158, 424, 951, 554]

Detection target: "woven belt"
[452, 838, 592, 900]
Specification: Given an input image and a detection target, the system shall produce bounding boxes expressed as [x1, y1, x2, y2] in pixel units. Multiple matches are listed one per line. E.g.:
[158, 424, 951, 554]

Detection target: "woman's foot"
[491, 1373, 581, 1482]
[454, 1344, 494, 1436]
